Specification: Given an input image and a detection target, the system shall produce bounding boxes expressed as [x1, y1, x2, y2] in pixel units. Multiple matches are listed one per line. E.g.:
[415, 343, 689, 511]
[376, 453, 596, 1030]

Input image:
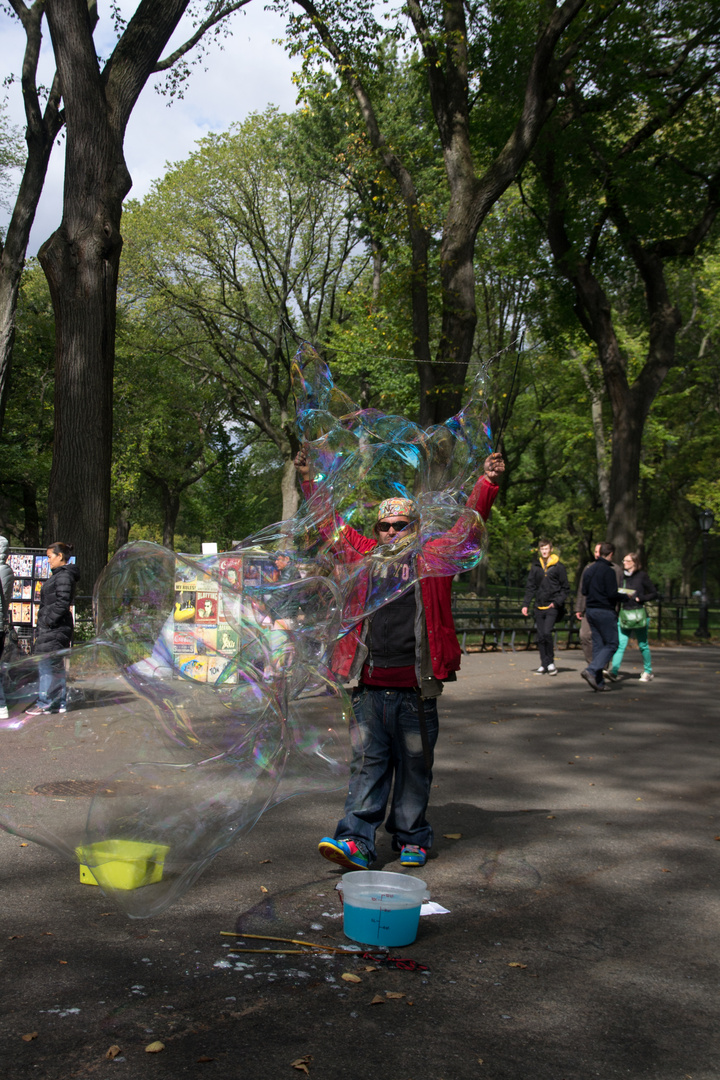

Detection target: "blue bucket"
[340, 870, 429, 947]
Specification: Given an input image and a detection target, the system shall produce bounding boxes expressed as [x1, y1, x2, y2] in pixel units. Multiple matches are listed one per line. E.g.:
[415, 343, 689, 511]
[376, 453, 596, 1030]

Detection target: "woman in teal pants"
[607, 553, 658, 683]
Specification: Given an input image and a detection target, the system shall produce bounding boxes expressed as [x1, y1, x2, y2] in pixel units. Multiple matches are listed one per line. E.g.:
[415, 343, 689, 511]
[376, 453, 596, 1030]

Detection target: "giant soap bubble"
[0, 345, 492, 917]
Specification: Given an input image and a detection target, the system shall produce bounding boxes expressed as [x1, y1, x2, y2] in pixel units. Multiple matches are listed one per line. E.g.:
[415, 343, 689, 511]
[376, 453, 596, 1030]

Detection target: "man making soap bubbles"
[294, 447, 505, 871]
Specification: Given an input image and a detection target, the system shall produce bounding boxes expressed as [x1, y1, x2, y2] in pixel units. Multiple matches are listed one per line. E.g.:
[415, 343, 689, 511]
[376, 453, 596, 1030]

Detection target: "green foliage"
[0, 263, 55, 543]
[0, 100, 23, 223]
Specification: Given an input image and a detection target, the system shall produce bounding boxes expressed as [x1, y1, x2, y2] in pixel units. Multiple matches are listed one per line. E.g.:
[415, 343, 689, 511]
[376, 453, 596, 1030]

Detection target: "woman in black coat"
[606, 552, 658, 683]
[26, 542, 81, 715]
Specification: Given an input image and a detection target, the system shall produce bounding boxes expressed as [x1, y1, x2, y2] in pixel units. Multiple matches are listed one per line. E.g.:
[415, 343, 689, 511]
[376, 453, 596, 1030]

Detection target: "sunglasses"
[377, 520, 411, 533]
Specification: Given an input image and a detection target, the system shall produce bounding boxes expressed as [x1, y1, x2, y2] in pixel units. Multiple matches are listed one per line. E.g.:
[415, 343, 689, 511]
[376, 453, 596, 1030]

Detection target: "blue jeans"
[586, 609, 619, 684]
[334, 687, 439, 860]
[37, 654, 67, 710]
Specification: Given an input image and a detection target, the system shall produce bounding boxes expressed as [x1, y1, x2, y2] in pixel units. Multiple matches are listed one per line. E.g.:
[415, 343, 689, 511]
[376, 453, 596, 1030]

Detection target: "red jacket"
[302, 474, 499, 681]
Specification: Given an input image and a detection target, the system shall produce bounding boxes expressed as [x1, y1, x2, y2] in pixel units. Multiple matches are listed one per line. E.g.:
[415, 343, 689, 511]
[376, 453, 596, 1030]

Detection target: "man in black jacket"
[580, 541, 622, 692]
[522, 540, 569, 675]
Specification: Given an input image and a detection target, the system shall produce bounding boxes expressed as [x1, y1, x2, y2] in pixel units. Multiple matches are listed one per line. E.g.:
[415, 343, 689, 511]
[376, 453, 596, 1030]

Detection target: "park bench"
[451, 598, 581, 654]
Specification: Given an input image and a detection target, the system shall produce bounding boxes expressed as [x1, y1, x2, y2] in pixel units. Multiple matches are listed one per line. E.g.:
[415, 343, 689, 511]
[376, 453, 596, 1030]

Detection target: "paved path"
[1, 644, 718, 1079]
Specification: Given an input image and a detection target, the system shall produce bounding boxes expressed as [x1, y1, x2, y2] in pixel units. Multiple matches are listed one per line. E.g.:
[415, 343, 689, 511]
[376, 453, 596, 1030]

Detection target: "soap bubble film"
[0, 345, 492, 917]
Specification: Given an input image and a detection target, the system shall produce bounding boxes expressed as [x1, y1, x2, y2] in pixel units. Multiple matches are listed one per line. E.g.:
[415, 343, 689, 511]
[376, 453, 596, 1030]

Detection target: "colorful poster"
[195, 591, 218, 625]
[173, 631, 196, 656]
[217, 625, 239, 655]
[207, 653, 237, 685]
[217, 556, 242, 592]
[174, 591, 196, 623]
[9, 554, 32, 577]
[34, 555, 50, 579]
[179, 655, 208, 683]
[197, 627, 218, 651]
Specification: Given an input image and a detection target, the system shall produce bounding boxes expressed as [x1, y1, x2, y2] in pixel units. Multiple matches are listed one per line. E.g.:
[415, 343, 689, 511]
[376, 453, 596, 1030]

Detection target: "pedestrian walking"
[580, 541, 622, 692]
[605, 552, 658, 683]
[522, 540, 569, 675]
[575, 543, 623, 665]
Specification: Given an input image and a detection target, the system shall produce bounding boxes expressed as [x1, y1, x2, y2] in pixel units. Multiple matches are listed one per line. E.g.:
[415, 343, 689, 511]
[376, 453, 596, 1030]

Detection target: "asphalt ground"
[1, 642, 719, 1080]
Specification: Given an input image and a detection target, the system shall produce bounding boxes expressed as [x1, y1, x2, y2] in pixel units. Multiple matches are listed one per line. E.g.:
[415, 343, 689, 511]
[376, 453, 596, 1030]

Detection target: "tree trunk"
[578, 356, 610, 521]
[282, 456, 300, 522]
[114, 510, 131, 551]
[161, 487, 181, 550]
[39, 0, 198, 591]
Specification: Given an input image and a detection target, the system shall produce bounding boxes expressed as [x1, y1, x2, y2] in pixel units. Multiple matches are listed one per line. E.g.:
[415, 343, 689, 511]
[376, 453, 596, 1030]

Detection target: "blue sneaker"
[318, 837, 369, 870]
[400, 844, 427, 867]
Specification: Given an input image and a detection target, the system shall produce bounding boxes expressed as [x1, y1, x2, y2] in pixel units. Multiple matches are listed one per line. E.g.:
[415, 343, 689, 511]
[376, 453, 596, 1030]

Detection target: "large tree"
[277, 0, 609, 428]
[35, 0, 248, 590]
[524, 0, 720, 552]
[120, 109, 368, 520]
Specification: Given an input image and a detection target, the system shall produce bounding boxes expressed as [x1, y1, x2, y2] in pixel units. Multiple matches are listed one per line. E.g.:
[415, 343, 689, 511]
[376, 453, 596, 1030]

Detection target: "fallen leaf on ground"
[341, 973, 362, 983]
[443, 833, 462, 840]
[360, 965, 378, 972]
[547, 815, 555, 819]
[661, 868, 671, 872]
[385, 991, 405, 999]
[369, 995, 386, 1005]
[58, 960, 67, 965]
[19, 842, 28, 847]
[197, 1056, 215, 1063]
[260, 886, 268, 893]
[508, 963, 527, 969]
[478, 1057, 484, 1064]
[260, 859, 271, 864]
[406, 999, 415, 1005]
[145, 1041, 165, 1053]
[105, 1046, 121, 1060]
[21, 1032, 38, 1042]
[291, 1055, 312, 1074]
[8, 935, 23, 940]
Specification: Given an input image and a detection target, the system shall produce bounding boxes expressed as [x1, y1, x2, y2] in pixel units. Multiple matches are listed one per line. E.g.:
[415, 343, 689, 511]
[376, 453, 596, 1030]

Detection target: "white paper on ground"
[420, 901, 450, 916]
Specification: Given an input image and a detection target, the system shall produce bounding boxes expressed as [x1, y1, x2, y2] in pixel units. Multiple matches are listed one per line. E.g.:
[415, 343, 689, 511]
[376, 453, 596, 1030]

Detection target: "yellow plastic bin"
[75, 840, 170, 891]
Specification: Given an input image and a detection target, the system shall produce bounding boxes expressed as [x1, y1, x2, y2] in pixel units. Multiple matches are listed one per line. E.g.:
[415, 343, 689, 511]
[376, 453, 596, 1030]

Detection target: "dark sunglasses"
[377, 520, 411, 533]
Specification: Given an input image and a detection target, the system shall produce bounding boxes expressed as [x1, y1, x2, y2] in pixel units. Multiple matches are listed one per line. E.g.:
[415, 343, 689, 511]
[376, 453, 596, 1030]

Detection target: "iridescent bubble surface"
[0, 345, 492, 917]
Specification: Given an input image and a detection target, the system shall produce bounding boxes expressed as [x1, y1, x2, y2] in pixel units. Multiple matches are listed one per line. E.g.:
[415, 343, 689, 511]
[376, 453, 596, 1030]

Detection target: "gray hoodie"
[0, 537, 14, 624]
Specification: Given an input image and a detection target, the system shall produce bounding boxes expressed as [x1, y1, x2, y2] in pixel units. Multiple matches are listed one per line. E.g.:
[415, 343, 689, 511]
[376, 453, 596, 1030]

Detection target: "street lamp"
[696, 508, 715, 639]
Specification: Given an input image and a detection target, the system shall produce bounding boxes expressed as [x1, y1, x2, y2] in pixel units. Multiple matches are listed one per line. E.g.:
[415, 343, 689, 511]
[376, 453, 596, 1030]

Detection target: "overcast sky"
[0, 2, 301, 254]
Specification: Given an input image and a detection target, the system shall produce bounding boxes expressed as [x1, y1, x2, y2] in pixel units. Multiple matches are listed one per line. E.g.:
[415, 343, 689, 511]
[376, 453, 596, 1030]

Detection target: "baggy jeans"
[334, 686, 439, 861]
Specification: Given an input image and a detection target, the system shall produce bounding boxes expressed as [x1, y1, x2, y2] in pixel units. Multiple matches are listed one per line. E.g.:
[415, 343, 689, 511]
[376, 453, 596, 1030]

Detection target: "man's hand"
[521, 606, 529, 617]
[483, 452, 505, 483]
[294, 447, 311, 482]
[575, 611, 583, 620]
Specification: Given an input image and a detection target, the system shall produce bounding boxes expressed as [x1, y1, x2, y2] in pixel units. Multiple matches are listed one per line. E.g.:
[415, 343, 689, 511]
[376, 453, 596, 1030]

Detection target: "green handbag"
[619, 604, 647, 631]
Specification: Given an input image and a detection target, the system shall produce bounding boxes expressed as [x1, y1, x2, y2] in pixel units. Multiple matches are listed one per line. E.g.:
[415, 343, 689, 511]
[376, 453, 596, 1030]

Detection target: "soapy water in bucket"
[0, 345, 491, 917]
[340, 870, 430, 947]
